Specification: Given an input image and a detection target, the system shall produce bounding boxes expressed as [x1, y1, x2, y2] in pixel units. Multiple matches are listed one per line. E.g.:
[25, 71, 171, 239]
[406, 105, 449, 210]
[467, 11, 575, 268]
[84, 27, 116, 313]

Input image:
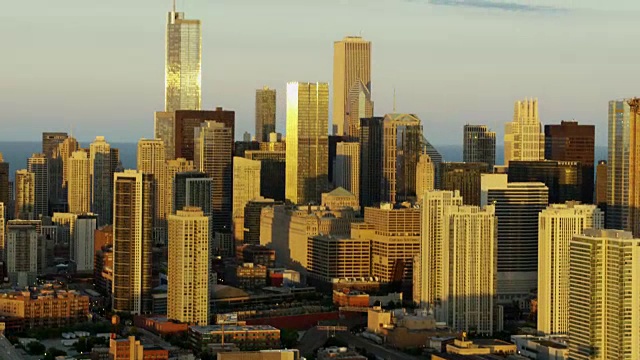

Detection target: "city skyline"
[3, 1, 639, 146]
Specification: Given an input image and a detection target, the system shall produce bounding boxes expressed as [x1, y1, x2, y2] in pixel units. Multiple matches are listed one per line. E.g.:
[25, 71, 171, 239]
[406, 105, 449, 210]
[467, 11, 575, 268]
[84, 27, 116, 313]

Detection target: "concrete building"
[42, 132, 68, 158]
[440, 162, 489, 206]
[359, 117, 383, 208]
[415, 190, 463, 314]
[537, 203, 603, 335]
[344, 81, 374, 140]
[14, 169, 35, 220]
[595, 160, 607, 213]
[569, 229, 640, 360]
[245, 150, 286, 202]
[217, 349, 300, 360]
[137, 139, 167, 244]
[307, 235, 370, 283]
[57, 136, 80, 196]
[162, 157, 195, 218]
[511, 335, 568, 360]
[607, 98, 640, 236]
[243, 198, 281, 246]
[90, 136, 112, 226]
[188, 325, 280, 351]
[544, 120, 595, 204]
[318, 347, 366, 360]
[333, 36, 371, 137]
[255, 86, 276, 142]
[168, 207, 209, 325]
[233, 157, 261, 242]
[0, 153, 9, 214]
[381, 113, 423, 204]
[112, 171, 154, 314]
[173, 172, 213, 236]
[109, 335, 169, 360]
[463, 125, 496, 169]
[508, 160, 585, 204]
[52, 212, 77, 244]
[6, 223, 38, 287]
[285, 82, 329, 205]
[0, 203, 4, 260]
[333, 142, 360, 202]
[504, 98, 545, 165]
[174, 109, 235, 161]
[445, 205, 497, 335]
[67, 151, 91, 215]
[416, 154, 435, 203]
[321, 187, 359, 211]
[27, 153, 48, 219]
[165, 5, 201, 113]
[487, 182, 548, 302]
[72, 214, 97, 273]
[195, 121, 233, 233]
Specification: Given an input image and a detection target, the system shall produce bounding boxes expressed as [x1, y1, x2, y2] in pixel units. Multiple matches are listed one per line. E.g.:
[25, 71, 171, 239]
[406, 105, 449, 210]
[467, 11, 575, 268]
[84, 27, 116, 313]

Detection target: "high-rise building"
[72, 214, 97, 273]
[285, 82, 329, 205]
[42, 132, 68, 158]
[0, 203, 4, 261]
[445, 205, 497, 335]
[67, 151, 91, 215]
[487, 182, 548, 302]
[439, 162, 489, 206]
[137, 139, 167, 244]
[415, 190, 463, 318]
[344, 81, 374, 140]
[569, 229, 640, 360]
[537, 203, 603, 336]
[333, 36, 371, 136]
[27, 153, 48, 219]
[174, 109, 235, 161]
[90, 137, 112, 226]
[307, 235, 371, 284]
[381, 114, 423, 203]
[0, 153, 8, 213]
[607, 98, 640, 235]
[245, 150, 285, 202]
[14, 169, 35, 220]
[58, 136, 80, 193]
[595, 160, 607, 212]
[195, 122, 233, 233]
[162, 158, 195, 219]
[154, 111, 176, 161]
[244, 198, 281, 246]
[168, 207, 209, 325]
[112, 171, 154, 314]
[359, 117, 383, 208]
[463, 125, 496, 169]
[233, 157, 261, 241]
[416, 154, 435, 203]
[255, 86, 276, 142]
[165, 5, 201, 113]
[544, 121, 595, 204]
[504, 99, 545, 165]
[508, 160, 584, 204]
[423, 138, 444, 189]
[6, 222, 38, 287]
[334, 142, 360, 202]
[328, 135, 344, 189]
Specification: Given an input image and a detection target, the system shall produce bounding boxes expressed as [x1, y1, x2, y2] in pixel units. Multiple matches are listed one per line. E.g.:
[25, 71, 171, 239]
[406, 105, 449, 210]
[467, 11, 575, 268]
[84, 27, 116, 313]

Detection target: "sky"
[2, 0, 640, 146]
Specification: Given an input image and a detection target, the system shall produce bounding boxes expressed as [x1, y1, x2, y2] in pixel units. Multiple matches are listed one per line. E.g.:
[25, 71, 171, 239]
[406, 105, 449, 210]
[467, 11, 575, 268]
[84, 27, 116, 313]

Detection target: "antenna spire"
[172, 0, 176, 12]
[393, 88, 397, 113]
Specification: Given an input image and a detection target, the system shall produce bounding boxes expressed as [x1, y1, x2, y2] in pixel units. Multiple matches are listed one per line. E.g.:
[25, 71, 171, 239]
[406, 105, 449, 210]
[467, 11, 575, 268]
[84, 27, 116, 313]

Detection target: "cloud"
[408, 0, 568, 13]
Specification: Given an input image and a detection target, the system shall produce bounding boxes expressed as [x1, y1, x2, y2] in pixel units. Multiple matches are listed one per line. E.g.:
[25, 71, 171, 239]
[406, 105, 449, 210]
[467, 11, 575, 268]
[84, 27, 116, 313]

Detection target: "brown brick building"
[174, 108, 235, 161]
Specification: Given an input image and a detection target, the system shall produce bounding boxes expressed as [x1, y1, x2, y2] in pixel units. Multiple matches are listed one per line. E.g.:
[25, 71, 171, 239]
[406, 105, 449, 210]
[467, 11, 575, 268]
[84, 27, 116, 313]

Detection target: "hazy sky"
[2, 0, 640, 146]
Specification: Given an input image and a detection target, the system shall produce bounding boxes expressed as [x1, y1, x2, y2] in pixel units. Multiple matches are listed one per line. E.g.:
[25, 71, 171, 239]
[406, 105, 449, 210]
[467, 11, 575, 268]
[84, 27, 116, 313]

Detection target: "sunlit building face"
[165, 11, 201, 112]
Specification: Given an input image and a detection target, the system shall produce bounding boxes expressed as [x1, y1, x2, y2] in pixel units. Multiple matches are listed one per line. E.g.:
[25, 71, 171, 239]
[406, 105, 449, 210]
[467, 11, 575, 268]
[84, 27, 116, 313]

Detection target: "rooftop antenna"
[393, 88, 397, 113]
[172, 0, 176, 12]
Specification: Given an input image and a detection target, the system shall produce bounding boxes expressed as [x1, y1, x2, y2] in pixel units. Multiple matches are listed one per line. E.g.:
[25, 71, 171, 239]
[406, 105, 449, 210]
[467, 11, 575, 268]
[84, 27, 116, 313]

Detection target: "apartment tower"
[232, 157, 261, 241]
[27, 153, 48, 219]
[14, 169, 35, 220]
[90, 136, 112, 226]
[504, 99, 545, 165]
[67, 151, 91, 215]
[137, 139, 167, 244]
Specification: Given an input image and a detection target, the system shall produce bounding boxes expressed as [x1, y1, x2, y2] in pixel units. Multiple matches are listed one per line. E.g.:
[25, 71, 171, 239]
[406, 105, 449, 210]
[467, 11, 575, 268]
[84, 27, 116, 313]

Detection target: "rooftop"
[189, 325, 279, 334]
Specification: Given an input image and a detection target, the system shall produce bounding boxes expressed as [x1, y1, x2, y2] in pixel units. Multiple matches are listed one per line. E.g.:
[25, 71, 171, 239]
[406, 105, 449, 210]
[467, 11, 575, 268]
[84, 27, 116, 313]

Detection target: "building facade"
[14, 169, 35, 220]
[255, 86, 276, 142]
[359, 117, 383, 208]
[67, 151, 91, 215]
[508, 160, 585, 204]
[334, 142, 360, 202]
[174, 109, 235, 161]
[90, 136, 112, 226]
[463, 125, 496, 169]
[137, 139, 167, 244]
[504, 99, 545, 165]
[232, 157, 261, 241]
[439, 162, 489, 206]
[415, 154, 435, 203]
[245, 150, 286, 202]
[72, 214, 97, 273]
[27, 153, 48, 219]
[6, 223, 38, 287]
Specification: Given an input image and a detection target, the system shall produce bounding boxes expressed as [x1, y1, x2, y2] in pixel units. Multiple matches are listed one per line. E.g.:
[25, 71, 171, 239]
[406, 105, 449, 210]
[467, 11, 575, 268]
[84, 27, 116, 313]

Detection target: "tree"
[280, 329, 299, 348]
[43, 347, 66, 360]
[26, 341, 46, 355]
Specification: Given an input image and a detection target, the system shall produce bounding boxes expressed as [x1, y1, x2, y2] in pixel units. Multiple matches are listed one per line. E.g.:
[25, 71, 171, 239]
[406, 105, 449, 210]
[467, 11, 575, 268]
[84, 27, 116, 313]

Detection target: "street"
[335, 332, 421, 360]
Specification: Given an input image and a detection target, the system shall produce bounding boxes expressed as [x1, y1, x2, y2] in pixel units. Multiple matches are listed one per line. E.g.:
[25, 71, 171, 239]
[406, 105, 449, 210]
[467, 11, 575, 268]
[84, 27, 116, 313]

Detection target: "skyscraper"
[344, 81, 374, 140]
[244, 150, 286, 202]
[333, 36, 371, 136]
[508, 160, 584, 204]
[165, 5, 201, 112]
[14, 169, 35, 220]
[569, 229, 640, 360]
[58, 136, 80, 204]
[415, 190, 463, 319]
[67, 151, 91, 215]
[423, 138, 443, 189]
[232, 157, 261, 241]
[0, 153, 8, 213]
[416, 154, 435, 203]
[463, 125, 496, 169]
[72, 214, 97, 273]
[137, 139, 166, 244]
[6, 223, 38, 287]
[112, 171, 154, 315]
[42, 132, 68, 158]
[504, 99, 545, 165]
[439, 162, 489, 206]
[537, 203, 603, 335]
[255, 86, 276, 143]
[162, 158, 195, 219]
[195, 122, 233, 233]
[487, 182, 548, 301]
[154, 111, 176, 161]
[544, 120, 595, 204]
[359, 117, 383, 208]
[381, 113, 423, 203]
[0, 203, 4, 260]
[174, 109, 235, 161]
[334, 142, 360, 202]
[445, 205, 497, 335]
[285, 82, 330, 205]
[27, 153, 48, 219]
[90, 137, 112, 226]
[595, 160, 607, 212]
[167, 207, 209, 325]
[607, 99, 640, 235]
